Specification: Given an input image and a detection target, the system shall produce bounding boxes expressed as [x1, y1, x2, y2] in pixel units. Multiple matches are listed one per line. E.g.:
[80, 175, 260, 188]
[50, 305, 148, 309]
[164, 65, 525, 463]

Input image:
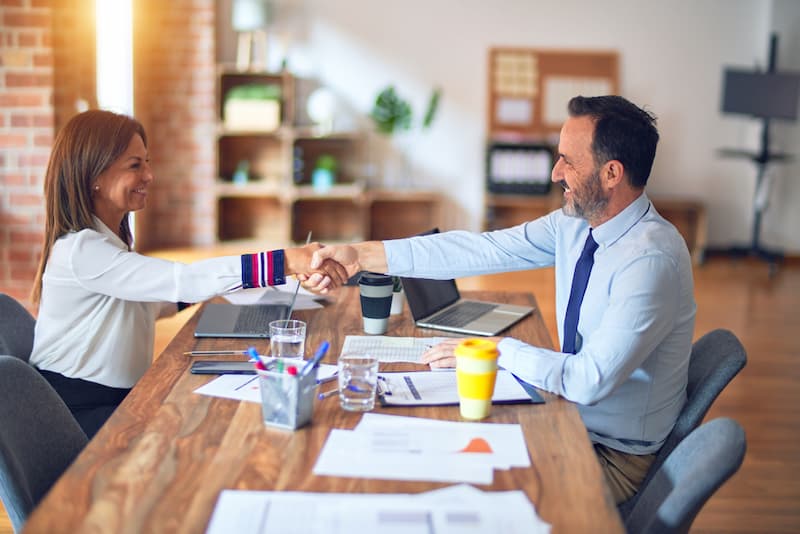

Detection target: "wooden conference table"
[25, 287, 623, 533]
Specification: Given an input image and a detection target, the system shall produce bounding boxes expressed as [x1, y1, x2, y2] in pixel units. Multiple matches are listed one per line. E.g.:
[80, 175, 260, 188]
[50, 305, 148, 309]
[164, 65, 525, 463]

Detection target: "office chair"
[625, 417, 746, 534]
[0, 293, 36, 363]
[0, 355, 88, 533]
[618, 328, 747, 518]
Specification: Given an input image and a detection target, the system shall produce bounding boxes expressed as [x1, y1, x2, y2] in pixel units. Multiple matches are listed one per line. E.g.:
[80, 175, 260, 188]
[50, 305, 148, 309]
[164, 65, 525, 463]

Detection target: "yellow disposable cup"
[455, 338, 499, 420]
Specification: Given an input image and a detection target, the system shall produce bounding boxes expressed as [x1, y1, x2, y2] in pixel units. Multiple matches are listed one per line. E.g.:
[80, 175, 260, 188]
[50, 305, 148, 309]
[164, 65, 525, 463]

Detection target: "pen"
[300, 340, 330, 377]
[183, 350, 254, 356]
[317, 383, 370, 400]
[317, 388, 339, 400]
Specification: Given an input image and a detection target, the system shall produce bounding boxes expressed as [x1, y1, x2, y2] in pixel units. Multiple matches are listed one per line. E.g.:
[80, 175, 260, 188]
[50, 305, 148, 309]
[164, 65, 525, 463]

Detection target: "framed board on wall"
[488, 48, 619, 139]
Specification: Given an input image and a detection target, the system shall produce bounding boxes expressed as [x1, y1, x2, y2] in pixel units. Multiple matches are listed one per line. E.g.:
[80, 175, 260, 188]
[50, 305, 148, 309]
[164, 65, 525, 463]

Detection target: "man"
[310, 95, 696, 504]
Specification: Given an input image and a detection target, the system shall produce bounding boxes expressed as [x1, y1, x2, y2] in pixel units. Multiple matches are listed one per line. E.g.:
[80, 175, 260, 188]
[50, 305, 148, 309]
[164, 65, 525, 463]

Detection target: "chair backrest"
[0, 293, 36, 363]
[618, 328, 747, 517]
[0, 355, 88, 532]
[625, 417, 746, 534]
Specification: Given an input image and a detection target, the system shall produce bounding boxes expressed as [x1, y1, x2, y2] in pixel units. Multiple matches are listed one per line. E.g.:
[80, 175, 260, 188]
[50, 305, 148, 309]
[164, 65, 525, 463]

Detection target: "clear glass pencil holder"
[257, 365, 318, 430]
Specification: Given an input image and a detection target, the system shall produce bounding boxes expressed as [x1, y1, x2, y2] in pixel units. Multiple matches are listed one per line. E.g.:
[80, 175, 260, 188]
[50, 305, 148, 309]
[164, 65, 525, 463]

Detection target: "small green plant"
[370, 85, 441, 135]
[392, 276, 403, 292]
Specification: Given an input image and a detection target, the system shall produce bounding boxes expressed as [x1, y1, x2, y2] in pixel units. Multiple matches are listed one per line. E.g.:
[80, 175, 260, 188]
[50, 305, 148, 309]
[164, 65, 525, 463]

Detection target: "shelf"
[214, 67, 442, 245]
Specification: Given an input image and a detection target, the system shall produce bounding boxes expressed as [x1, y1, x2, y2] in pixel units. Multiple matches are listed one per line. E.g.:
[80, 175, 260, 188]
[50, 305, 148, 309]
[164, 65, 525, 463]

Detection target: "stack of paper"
[313, 413, 531, 485]
[206, 484, 550, 534]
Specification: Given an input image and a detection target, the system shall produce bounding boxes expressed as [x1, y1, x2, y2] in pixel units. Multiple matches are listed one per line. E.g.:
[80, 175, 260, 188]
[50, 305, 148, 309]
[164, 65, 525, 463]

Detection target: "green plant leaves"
[370, 86, 413, 135]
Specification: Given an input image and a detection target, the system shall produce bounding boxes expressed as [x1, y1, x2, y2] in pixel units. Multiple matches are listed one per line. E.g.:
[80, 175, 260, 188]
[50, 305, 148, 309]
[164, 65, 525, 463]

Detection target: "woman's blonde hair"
[31, 109, 147, 304]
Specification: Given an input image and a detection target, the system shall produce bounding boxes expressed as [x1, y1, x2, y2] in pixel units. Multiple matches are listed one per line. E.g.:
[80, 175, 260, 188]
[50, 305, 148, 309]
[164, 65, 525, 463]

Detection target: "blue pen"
[301, 340, 330, 377]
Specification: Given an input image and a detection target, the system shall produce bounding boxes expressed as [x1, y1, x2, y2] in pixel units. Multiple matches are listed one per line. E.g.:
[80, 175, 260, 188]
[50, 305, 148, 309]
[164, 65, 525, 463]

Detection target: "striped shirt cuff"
[241, 250, 285, 288]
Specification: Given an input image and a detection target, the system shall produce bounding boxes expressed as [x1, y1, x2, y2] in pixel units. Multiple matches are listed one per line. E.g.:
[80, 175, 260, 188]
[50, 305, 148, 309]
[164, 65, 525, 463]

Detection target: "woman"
[30, 109, 346, 438]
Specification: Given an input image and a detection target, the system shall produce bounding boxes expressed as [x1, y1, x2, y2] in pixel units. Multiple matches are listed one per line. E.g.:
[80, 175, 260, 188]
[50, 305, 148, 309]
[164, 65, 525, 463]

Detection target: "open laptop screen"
[401, 277, 461, 321]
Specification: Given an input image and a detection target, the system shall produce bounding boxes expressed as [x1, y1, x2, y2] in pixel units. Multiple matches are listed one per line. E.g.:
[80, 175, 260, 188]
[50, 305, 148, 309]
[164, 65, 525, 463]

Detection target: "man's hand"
[310, 244, 362, 279]
[285, 243, 349, 294]
[421, 337, 503, 369]
[420, 338, 461, 368]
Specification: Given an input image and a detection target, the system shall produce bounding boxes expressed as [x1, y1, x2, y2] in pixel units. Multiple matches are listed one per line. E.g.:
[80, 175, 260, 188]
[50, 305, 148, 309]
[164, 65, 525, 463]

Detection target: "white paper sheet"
[223, 279, 327, 310]
[194, 363, 337, 404]
[377, 370, 532, 406]
[341, 335, 455, 363]
[313, 428, 495, 484]
[206, 486, 550, 534]
[355, 413, 532, 470]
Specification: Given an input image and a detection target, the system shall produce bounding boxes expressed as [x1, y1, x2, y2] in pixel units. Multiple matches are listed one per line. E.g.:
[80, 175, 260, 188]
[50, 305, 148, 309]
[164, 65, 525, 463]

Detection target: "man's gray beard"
[562, 170, 608, 221]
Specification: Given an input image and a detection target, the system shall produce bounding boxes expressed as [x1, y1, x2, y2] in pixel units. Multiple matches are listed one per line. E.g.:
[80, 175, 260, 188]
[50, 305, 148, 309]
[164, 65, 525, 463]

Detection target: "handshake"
[285, 241, 386, 294]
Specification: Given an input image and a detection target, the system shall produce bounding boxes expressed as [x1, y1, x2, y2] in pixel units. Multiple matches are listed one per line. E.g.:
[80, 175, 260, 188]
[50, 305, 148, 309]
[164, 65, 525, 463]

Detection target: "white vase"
[390, 290, 405, 315]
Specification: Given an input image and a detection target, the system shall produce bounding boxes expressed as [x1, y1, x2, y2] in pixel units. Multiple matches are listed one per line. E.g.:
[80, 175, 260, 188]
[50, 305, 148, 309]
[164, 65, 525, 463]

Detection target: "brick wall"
[0, 0, 217, 310]
[133, 0, 216, 251]
[0, 0, 53, 310]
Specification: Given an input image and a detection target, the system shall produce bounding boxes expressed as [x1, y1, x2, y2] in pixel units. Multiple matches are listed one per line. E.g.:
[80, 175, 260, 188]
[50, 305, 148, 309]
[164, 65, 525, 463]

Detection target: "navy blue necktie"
[563, 230, 599, 354]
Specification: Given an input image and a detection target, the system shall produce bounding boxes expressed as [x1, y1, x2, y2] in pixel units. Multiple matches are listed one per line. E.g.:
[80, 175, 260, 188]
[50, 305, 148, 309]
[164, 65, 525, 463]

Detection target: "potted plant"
[369, 85, 441, 188]
[390, 276, 404, 315]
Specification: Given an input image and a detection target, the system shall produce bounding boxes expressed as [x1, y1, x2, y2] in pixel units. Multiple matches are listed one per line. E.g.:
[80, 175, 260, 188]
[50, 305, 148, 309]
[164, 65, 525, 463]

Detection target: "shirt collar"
[591, 192, 651, 250]
[92, 215, 128, 249]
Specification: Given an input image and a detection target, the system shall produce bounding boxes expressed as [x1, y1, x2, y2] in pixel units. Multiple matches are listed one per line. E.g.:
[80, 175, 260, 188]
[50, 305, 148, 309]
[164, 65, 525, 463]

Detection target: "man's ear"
[603, 159, 625, 189]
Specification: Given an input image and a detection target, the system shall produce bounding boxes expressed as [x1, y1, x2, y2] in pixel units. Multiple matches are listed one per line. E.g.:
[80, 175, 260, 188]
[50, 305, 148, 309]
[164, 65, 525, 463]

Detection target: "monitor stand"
[717, 34, 794, 277]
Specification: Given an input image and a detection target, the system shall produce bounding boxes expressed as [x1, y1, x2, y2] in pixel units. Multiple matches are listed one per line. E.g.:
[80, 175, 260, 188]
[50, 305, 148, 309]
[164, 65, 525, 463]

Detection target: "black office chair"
[618, 329, 747, 518]
[0, 355, 88, 532]
[0, 293, 36, 363]
[625, 417, 746, 534]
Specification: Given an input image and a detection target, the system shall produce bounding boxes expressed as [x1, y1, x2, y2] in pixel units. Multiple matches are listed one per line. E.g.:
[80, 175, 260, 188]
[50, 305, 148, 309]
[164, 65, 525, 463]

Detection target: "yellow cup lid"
[454, 338, 498, 360]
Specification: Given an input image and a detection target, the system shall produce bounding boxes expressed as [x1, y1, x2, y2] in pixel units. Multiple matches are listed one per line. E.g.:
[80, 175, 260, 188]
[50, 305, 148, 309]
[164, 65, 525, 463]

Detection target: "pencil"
[183, 350, 252, 356]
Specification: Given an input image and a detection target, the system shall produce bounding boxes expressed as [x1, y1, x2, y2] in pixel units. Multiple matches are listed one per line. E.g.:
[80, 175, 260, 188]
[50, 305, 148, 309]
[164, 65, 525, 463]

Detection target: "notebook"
[400, 276, 534, 336]
[194, 303, 290, 338]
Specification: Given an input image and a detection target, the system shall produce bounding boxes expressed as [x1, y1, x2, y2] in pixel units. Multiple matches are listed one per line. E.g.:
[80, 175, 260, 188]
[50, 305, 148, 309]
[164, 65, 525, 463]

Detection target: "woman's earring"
[93, 185, 99, 192]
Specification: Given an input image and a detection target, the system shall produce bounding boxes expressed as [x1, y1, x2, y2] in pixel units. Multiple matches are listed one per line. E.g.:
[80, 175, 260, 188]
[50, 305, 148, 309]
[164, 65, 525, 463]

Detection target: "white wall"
[284, 0, 798, 251]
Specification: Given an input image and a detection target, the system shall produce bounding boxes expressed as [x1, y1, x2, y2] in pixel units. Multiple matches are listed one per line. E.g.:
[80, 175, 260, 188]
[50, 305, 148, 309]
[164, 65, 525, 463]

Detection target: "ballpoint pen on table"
[183, 350, 256, 356]
[317, 382, 373, 401]
[317, 388, 339, 400]
[300, 340, 330, 377]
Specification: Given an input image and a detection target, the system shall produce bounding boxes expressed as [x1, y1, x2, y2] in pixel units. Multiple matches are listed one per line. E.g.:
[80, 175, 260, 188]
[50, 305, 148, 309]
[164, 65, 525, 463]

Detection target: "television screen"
[721, 69, 800, 120]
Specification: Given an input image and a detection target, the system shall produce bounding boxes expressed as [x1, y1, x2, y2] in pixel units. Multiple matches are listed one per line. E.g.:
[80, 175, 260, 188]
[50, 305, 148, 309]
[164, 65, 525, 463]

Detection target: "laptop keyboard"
[234, 306, 287, 333]
[426, 301, 498, 328]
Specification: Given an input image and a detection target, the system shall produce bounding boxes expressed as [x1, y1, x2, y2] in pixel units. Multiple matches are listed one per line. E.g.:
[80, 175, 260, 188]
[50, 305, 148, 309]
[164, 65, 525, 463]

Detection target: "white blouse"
[30, 217, 246, 388]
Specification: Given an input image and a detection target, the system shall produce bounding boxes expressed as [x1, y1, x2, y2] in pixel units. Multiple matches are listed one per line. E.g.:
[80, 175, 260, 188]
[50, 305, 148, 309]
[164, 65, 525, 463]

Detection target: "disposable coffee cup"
[358, 272, 394, 335]
[455, 338, 499, 420]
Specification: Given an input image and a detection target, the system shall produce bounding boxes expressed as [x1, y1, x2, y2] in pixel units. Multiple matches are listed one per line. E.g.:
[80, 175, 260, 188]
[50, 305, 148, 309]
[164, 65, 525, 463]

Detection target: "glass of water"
[337, 353, 379, 411]
[268, 319, 306, 360]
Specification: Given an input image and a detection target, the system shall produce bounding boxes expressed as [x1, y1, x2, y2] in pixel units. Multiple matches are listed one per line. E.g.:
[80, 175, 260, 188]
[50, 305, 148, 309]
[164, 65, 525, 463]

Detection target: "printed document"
[342, 335, 455, 363]
[206, 485, 550, 534]
[377, 369, 536, 406]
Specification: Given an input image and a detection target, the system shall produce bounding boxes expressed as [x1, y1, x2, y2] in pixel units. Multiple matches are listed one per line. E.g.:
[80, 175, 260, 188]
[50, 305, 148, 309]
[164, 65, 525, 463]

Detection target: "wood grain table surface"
[24, 287, 622, 533]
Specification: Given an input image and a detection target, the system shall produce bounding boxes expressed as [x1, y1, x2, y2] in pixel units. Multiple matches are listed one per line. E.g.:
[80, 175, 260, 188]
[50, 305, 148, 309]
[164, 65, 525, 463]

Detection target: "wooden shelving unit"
[214, 68, 442, 245]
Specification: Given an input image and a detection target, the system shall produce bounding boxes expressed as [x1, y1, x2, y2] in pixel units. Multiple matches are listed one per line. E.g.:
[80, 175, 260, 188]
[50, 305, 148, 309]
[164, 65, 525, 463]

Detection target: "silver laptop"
[194, 303, 290, 338]
[400, 276, 534, 336]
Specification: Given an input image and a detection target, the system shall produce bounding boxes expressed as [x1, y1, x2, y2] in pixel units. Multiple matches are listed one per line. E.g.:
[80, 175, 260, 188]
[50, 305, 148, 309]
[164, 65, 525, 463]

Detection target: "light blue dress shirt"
[384, 193, 696, 454]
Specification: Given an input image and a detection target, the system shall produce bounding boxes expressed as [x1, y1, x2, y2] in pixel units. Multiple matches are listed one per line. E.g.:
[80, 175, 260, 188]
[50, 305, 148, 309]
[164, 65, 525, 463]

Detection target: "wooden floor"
[2, 256, 798, 533]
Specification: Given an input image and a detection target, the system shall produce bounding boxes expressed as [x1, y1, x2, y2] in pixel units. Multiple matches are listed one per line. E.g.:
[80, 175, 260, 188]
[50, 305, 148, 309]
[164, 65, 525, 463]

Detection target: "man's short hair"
[568, 95, 659, 188]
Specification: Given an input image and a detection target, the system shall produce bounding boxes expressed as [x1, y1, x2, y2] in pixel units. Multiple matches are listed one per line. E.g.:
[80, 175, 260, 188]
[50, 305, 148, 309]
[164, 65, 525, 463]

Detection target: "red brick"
[5, 72, 53, 88]
[10, 114, 31, 127]
[0, 133, 28, 148]
[17, 31, 37, 47]
[33, 133, 52, 147]
[17, 153, 49, 167]
[8, 194, 43, 208]
[33, 53, 53, 67]
[1, 0, 26, 7]
[0, 174, 27, 186]
[3, 12, 51, 28]
[0, 93, 47, 107]
[9, 229, 43, 243]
